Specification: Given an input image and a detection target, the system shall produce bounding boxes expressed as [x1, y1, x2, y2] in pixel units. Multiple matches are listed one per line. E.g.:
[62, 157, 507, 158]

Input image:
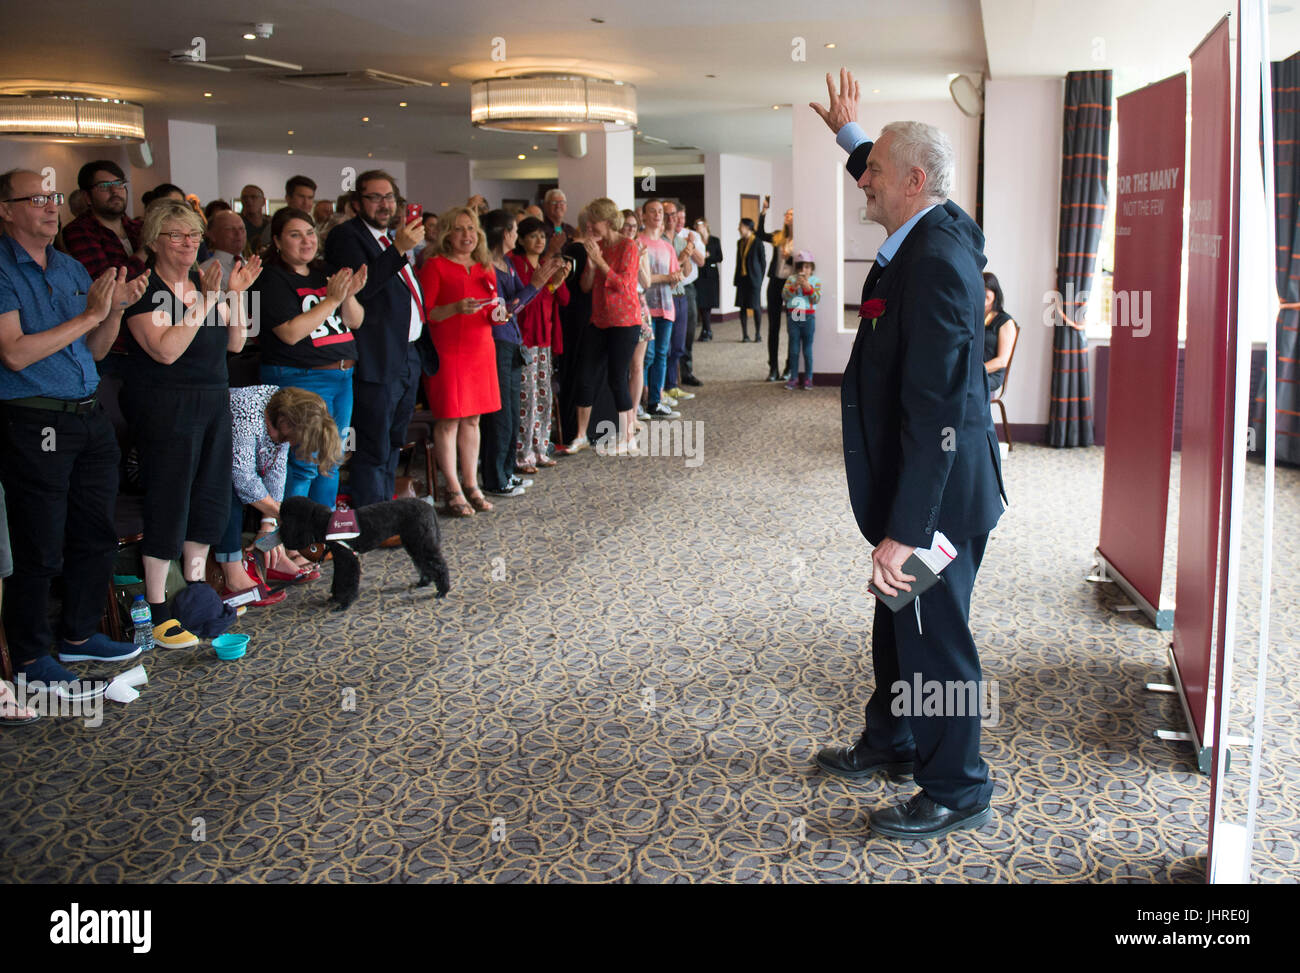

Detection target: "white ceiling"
[2, 0, 1298, 172]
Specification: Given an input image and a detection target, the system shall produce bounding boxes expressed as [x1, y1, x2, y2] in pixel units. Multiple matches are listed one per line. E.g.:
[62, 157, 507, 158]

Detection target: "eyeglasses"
[3, 193, 65, 207]
[92, 180, 128, 192]
[160, 231, 203, 244]
[360, 193, 397, 204]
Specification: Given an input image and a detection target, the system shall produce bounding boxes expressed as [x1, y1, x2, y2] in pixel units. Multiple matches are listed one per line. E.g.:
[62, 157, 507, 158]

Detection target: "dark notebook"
[868, 532, 957, 612]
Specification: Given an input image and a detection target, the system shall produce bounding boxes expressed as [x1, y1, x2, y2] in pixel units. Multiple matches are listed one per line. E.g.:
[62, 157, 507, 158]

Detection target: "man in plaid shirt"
[60, 161, 146, 355]
[60, 160, 146, 280]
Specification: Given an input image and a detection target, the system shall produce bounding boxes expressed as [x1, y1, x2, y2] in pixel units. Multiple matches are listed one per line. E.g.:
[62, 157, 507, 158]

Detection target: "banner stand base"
[1091, 549, 1174, 630]
[1157, 645, 1213, 774]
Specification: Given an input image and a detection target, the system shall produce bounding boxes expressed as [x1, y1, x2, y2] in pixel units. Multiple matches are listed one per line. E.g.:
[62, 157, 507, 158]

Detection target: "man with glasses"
[61, 161, 146, 282]
[0, 168, 149, 699]
[324, 170, 437, 506]
[239, 184, 272, 253]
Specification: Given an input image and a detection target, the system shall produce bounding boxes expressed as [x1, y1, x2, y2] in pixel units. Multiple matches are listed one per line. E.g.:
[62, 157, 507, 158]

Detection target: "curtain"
[1249, 53, 1300, 465]
[1048, 70, 1112, 447]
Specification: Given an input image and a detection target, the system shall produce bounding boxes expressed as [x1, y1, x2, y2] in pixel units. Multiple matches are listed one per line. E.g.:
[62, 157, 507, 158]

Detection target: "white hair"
[881, 121, 954, 201]
[544, 188, 567, 203]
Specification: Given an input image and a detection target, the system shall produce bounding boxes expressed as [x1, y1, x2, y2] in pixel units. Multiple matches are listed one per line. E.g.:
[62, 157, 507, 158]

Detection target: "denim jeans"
[787, 311, 815, 377]
[644, 316, 673, 408]
[260, 363, 354, 507]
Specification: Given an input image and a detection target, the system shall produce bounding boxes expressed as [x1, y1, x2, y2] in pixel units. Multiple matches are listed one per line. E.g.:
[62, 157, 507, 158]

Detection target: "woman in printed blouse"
[217, 385, 341, 603]
[566, 197, 643, 456]
[510, 216, 570, 471]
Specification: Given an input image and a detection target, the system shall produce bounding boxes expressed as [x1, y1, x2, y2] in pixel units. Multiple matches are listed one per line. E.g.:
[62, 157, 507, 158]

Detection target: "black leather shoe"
[869, 792, 993, 839]
[681, 374, 703, 387]
[765, 370, 781, 382]
[814, 741, 914, 780]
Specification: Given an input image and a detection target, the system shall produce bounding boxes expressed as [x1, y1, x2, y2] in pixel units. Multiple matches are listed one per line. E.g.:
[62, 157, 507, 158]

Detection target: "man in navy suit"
[324, 171, 437, 507]
[811, 70, 1007, 839]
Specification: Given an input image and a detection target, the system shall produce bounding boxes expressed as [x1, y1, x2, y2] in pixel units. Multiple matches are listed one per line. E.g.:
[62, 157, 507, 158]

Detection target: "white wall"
[704, 153, 773, 313]
[167, 120, 218, 205]
[468, 178, 542, 210]
[406, 156, 472, 215]
[216, 149, 407, 211]
[556, 125, 636, 212]
[983, 78, 1064, 425]
[0, 142, 133, 224]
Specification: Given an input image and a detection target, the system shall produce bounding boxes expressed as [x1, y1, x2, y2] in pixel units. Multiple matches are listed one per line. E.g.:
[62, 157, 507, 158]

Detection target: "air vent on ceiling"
[435, 149, 465, 155]
[669, 145, 701, 152]
[276, 69, 433, 91]
[167, 51, 301, 73]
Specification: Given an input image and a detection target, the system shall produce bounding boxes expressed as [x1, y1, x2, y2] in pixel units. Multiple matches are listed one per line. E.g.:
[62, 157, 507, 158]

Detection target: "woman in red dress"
[417, 206, 501, 517]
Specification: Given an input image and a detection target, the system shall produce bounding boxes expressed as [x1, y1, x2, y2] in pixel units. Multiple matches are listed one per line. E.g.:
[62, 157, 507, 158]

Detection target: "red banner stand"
[1093, 74, 1186, 631]
[1168, 17, 1234, 774]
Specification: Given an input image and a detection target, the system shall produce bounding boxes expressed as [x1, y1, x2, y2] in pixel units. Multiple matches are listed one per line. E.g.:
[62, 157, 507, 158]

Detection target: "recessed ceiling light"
[439, 81, 449, 87]
[398, 101, 407, 107]
[872, 88, 881, 93]
[287, 149, 293, 155]
[825, 43, 836, 49]
[772, 104, 780, 110]
[243, 32, 256, 40]
[367, 152, 373, 158]
[203, 92, 212, 98]
[517, 153, 526, 160]
[532, 144, 539, 150]
[287, 129, 294, 135]
[361, 116, 370, 122]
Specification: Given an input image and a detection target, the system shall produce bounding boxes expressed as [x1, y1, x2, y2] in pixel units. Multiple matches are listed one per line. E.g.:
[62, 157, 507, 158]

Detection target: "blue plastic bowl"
[212, 633, 249, 661]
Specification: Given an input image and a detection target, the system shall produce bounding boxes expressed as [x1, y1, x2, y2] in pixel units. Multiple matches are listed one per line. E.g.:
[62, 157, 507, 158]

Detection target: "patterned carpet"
[1, 316, 1296, 883]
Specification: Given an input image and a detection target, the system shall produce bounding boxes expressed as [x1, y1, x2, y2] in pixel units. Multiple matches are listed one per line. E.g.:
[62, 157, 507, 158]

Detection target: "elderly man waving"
[809, 70, 1007, 840]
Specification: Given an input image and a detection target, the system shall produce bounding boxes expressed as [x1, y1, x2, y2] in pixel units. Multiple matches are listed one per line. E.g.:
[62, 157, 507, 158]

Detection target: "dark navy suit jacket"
[323, 216, 438, 384]
[840, 140, 1006, 549]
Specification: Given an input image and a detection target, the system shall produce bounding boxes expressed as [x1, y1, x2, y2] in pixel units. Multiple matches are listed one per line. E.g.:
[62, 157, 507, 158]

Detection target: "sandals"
[443, 492, 474, 517]
[465, 490, 494, 512]
[535, 455, 557, 468]
[515, 463, 539, 475]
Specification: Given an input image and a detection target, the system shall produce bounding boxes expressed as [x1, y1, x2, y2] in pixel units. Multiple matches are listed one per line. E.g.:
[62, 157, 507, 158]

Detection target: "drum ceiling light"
[0, 93, 145, 142]
[470, 75, 636, 132]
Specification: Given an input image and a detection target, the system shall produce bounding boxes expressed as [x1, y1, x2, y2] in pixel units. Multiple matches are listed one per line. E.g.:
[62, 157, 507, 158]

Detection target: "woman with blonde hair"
[417, 205, 501, 516]
[122, 198, 261, 643]
[216, 385, 342, 602]
[567, 197, 642, 455]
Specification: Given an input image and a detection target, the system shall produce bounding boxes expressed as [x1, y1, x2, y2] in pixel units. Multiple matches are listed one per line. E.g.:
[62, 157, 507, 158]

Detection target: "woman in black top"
[256, 206, 366, 507]
[692, 217, 724, 340]
[122, 199, 261, 633]
[982, 271, 1017, 397]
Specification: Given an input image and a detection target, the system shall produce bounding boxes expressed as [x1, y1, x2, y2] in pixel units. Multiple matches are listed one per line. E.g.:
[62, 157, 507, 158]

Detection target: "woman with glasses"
[254, 207, 366, 512]
[121, 200, 261, 639]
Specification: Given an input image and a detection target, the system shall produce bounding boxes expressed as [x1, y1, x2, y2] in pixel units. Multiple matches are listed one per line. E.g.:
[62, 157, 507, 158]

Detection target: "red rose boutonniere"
[861, 298, 887, 331]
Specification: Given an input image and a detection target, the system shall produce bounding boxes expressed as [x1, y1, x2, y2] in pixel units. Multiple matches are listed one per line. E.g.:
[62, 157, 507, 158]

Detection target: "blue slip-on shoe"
[57, 632, 143, 664]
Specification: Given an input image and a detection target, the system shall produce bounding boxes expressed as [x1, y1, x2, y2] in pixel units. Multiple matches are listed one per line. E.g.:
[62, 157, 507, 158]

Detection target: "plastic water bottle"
[130, 595, 154, 652]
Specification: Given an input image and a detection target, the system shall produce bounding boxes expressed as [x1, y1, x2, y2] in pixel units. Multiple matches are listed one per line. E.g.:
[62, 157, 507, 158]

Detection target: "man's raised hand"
[810, 67, 861, 135]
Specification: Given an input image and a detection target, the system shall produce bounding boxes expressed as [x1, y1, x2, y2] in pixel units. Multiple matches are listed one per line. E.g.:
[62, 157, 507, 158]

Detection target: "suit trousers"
[665, 294, 688, 389]
[349, 343, 421, 506]
[479, 339, 522, 492]
[861, 531, 994, 810]
[681, 283, 698, 378]
[766, 276, 790, 374]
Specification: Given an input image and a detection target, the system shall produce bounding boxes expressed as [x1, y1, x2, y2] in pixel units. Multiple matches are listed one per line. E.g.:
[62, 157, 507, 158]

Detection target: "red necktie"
[379, 235, 423, 317]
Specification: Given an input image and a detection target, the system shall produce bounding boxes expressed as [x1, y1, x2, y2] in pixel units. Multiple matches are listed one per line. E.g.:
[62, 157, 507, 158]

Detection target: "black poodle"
[279, 496, 451, 611]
